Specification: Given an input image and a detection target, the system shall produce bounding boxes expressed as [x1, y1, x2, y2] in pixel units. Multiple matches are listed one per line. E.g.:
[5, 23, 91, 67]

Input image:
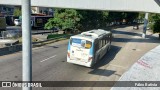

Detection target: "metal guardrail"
[32, 34, 72, 45]
[1, 30, 22, 39]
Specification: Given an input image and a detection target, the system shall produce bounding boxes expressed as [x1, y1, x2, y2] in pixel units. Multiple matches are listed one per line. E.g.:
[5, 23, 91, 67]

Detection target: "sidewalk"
[87, 28, 160, 90]
[111, 45, 160, 90]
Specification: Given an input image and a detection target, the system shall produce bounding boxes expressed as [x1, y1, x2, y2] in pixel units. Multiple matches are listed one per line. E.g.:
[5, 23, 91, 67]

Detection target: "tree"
[138, 13, 145, 19]
[45, 9, 141, 32]
[108, 12, 124, 23]
[107, 12, 139, 24]
[149, 13, 160, 39]
[125, 12, 139, 23]
[13, 8, 21, 16]
[149, 13, 160, 22]
[45, 9, 81, 32]
[77, 10, 109, 30]
[78, 10, 100, 30]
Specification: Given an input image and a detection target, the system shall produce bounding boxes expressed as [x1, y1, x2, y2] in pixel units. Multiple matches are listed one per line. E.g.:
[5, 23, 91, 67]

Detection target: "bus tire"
[97, 55, 100, 62]
[90, 61, 94, 68]
[91, 55, 99, 68]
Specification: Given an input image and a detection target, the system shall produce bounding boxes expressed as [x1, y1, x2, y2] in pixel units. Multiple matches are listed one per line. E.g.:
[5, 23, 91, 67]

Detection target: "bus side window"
[107, 35, 109, 43]
[98, 40, 101, 48]
[105, 36, 107, 45]
[109, 34, 112, 42]
[94, 41, 99, 52]
[103, 39, 105, 46]
[105, 36, 107, 44]
[103, 36, 106, 46]
[101, 40, 103, 48]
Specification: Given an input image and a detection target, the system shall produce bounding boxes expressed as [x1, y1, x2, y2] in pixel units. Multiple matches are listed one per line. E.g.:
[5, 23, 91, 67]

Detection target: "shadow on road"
[89, 69, 116, 77]
[113, 35, 160, 43]
[89, 45, 122, 77]
[112, 29, 142, 37]
[112, 29, 160, 44]
[0, 45, 22, 56]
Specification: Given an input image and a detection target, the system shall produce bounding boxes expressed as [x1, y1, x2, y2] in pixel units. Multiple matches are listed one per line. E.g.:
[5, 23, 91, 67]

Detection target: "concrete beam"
[0, 0, 160, 13]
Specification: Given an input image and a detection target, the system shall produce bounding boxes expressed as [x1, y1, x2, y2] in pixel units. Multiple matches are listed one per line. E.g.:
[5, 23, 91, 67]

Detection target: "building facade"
[0, 5, 14, 16]
[31, 7, 53, 16]
[0, 5, 53, 16]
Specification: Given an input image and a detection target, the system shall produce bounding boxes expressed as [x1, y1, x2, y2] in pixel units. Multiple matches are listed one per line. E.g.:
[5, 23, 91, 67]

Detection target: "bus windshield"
[70, 38, 92, 49]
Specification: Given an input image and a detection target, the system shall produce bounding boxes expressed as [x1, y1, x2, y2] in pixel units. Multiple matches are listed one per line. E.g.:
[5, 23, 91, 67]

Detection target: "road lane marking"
[40, 55, 57, 62]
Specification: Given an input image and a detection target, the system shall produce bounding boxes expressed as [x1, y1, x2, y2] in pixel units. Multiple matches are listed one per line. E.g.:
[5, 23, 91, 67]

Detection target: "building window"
[8, 8, 11, 11]
[40, 10, 42, 13]
[2, 7, 6, 11]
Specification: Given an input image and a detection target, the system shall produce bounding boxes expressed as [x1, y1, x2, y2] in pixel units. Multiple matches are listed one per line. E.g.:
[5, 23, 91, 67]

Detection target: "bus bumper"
[67, 57, 92, 67]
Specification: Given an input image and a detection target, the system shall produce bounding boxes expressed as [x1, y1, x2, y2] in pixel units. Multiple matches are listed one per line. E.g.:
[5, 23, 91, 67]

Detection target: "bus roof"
[71, 29, 111, 41]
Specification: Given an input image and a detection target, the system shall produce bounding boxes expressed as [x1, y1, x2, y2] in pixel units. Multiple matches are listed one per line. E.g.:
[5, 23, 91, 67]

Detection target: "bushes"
[151, 20, 160, 39]
[47, 34, 72, 39]
[152, 20, 160, 33]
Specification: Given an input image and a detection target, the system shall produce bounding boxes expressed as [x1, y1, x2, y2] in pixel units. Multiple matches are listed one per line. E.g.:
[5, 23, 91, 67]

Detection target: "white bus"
[67, 29, 112, 67]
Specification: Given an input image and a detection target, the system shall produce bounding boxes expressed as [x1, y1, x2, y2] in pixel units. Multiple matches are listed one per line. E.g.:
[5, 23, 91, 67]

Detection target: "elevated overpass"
[0, 1, 159, 90]
[0, 0, 160, 13]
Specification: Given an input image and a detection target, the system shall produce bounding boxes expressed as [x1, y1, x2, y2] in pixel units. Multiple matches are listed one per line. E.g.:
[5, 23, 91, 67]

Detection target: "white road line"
[40, 55, 57, 62]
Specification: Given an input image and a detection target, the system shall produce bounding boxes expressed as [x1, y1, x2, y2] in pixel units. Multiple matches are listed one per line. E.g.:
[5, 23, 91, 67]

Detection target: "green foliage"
[47, 34, 66, 39]
[138, 13, 145, 19]
[45, 9, 81, 30]
[13, 8, 21, 16]
[77, 10, 109, 30]
[125, 12, 139, 22]
[149, 13, 160, 22]
[152, 20, 160, 33]
[47, 34, 71, 39]
[107, 12, 139, 23]
[149, 14, 160, 33]
[45, 9, 140, 32]
[107, 12, 124, 22]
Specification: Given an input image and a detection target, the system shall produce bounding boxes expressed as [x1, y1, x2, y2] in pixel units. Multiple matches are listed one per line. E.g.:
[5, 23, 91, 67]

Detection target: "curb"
[0, 44, 22, 56]
[0, 35, 71, 56]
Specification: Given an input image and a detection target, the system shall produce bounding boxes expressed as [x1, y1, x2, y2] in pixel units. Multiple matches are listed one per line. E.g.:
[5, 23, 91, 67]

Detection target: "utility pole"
[22, 0, 32, 90]
[142, 13, 149, 38]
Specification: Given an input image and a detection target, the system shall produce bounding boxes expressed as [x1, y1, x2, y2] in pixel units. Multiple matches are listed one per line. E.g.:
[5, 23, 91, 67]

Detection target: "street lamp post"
[22, 0, 32, 90]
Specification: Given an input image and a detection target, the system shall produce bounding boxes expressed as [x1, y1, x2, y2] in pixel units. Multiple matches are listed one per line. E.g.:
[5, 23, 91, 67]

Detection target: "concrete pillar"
[142, 13, 149, 38]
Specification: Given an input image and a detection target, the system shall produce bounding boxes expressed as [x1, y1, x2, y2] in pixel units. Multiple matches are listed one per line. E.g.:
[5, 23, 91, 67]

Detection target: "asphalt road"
[0, 25, 143, 90]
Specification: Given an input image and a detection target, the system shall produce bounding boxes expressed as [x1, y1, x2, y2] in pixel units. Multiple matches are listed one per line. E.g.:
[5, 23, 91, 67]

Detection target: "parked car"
[133, 21, 139, 30]
[14, 19, 21, 26]
[133, 25, 139, 30]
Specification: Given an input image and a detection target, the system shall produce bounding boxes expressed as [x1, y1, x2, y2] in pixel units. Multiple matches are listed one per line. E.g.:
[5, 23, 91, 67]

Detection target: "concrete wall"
[0, 45, 22, 56]
[0, 0, 160, 13]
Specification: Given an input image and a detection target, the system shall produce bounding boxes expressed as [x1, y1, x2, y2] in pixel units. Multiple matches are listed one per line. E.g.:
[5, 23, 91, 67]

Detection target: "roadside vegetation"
[149, 14, 160, 38]
[13, 8, 21, 16]
[45, 9, 160, 39]
[47, 34, 71, 39]
[45, 9, 140, 32]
